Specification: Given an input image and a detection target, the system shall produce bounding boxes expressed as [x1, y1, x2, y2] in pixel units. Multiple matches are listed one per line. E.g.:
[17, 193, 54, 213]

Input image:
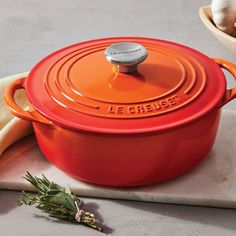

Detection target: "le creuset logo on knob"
[105, 42, 148, 73]
[109, 47, 142, 55]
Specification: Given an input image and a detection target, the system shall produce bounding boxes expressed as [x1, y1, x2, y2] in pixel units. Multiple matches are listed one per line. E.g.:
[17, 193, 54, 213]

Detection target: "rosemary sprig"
[18, 172, 103, 232]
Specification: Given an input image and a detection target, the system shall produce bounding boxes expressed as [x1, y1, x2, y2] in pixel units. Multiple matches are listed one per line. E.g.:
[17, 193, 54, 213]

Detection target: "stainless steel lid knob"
[105, 42, 148, 73]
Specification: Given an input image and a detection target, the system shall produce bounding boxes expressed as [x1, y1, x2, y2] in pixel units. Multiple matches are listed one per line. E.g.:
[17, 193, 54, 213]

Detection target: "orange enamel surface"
[24, 37, 226, 133]
[4, 77, 52, 125]
[213, 58, 236, 106]
[33, 109, 221, 186]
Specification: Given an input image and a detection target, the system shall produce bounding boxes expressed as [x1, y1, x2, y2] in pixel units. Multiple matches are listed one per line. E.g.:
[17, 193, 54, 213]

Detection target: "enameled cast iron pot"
[4, 37, 236, 187]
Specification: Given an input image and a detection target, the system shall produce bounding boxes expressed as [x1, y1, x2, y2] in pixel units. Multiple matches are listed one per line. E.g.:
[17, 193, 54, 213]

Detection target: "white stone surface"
[1, 110, 236, 209]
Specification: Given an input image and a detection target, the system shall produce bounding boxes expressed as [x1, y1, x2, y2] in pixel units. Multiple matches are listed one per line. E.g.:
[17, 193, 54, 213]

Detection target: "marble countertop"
[1, 0, 236, 235]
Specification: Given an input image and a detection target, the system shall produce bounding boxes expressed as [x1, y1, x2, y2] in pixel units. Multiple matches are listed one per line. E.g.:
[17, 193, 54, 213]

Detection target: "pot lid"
[25, 37, 226, 133]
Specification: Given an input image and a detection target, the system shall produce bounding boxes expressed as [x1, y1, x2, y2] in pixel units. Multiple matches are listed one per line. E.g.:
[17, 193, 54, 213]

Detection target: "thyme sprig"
[18, 172, 103, 232]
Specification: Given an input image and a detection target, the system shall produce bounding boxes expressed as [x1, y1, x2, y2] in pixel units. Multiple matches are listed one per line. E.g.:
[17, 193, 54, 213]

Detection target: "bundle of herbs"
[18, 172, 103, 232]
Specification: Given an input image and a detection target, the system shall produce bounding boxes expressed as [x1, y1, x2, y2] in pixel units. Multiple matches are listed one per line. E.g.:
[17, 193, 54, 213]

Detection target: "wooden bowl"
[199, 6, 236, 53]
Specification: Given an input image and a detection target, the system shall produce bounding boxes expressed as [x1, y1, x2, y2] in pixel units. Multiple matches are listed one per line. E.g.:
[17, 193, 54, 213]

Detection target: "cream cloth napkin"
[0, 72, 33, 157]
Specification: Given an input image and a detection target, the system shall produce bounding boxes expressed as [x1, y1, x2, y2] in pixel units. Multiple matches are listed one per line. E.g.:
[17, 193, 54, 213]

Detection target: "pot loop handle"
[213, 58, 236, 106]
[4, 77, 52, 125]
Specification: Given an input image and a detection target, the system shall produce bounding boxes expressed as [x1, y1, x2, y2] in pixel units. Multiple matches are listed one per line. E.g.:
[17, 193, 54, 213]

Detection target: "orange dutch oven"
[4, 37, 236, 186]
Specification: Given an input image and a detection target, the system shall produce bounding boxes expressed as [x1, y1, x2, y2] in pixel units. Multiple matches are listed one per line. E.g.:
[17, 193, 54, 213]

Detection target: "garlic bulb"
[211, 0, 236, 37]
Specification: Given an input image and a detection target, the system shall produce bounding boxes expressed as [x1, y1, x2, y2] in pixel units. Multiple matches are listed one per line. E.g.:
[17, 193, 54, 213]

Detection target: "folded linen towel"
[0, 72, 33, 157]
